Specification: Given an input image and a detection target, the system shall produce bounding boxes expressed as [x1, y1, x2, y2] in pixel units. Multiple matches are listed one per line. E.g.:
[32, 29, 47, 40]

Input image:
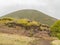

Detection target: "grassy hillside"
[0, 33, 52, 45]
[0, 18, 50, 38]
[1, 9, 57, 26]
[0, 15, 54, 45]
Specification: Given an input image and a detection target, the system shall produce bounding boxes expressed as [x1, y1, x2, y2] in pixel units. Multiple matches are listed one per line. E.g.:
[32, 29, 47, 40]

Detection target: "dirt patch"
[0, 25, 52, 45]
[0, 25, 50, 39]
[30, 39, 51, 45]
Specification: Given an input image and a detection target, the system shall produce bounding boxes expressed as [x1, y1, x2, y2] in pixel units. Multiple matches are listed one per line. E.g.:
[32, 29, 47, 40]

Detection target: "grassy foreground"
[0, 33, 35, 45]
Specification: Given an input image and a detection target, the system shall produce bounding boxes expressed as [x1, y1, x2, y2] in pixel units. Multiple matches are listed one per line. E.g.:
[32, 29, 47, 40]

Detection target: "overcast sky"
[0, 0, 60, 19]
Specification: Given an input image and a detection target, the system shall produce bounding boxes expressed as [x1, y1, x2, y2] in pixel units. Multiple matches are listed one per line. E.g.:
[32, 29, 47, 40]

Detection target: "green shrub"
[2, 17, 15, 21]
[50, 20, 60, 39]
[16, 19, 29, 26]
[27, 21, 40, 26]
[0, 17, 15, 24]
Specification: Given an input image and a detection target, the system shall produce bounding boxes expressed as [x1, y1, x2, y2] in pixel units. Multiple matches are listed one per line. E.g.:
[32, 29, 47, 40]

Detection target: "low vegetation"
[50, 20, 60, 39]
[0, 33, 35, 45]
[51, 40, 60, 45]
[0, 17, 59, 45]
[0, 17, 50, 39]
[0, 17, 15, 24]
[0, 9, 59, 45]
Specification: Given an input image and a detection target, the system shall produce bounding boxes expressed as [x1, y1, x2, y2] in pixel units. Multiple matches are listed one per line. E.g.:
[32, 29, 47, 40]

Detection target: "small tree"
[50, 20, 60, 39]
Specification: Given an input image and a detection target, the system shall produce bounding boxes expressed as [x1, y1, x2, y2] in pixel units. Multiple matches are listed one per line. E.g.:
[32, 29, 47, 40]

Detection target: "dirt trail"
[30, 39, 51, 45]
[39, 40, 51, 45]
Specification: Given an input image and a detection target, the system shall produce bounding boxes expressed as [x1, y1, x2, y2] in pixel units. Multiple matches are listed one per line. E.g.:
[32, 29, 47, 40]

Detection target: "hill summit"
[1, 9, 57, 26]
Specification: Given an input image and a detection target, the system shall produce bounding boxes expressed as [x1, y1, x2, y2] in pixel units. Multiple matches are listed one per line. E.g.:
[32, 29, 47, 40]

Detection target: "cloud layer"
[0, 0, 60, 19]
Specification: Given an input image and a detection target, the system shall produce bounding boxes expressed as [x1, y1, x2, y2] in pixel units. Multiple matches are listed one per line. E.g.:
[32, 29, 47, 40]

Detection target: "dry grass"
[0, 33, 35, 45]
[51, 40, 60, 45]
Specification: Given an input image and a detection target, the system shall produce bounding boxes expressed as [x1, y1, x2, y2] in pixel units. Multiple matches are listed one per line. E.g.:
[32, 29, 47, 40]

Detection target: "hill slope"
[0, 33, 51, 45]
[1, 9, 57, 26]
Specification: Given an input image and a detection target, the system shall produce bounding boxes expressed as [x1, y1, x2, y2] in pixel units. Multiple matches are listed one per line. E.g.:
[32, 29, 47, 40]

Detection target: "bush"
[16, 19, 29, 26]
[50, 20, 60, 39]
[2, 17, 15, 21]
[27, 21, 40, 26]
[0, 17, 15, 24]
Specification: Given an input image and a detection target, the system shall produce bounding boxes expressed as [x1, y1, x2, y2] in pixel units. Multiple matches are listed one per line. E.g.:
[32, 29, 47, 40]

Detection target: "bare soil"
[0, 25, 52, 45]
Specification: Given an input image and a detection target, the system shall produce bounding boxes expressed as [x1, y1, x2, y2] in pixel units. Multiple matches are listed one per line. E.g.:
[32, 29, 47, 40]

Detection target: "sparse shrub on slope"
[27, 21, 40, 26]
[0, 17, 51, 39]
[1, 17, 16, 27]
[16, 19, 30, 27]
[40, 24, 49, 31]
[25, 21, 40, 30]
[50, 20, 60, 39]
[16, 19, 40, 27]
[0, 17, 50, 30]
[2, 17, 15, 21]
[0, 17, 15, 24]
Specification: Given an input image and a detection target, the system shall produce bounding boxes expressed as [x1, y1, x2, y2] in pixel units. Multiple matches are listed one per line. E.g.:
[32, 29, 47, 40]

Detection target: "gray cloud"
[0, 0, 60, 19]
